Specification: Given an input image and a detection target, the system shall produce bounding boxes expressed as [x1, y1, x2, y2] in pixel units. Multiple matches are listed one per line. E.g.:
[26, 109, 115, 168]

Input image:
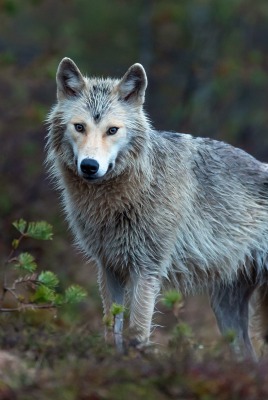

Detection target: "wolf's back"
[150, 131, 268, 289]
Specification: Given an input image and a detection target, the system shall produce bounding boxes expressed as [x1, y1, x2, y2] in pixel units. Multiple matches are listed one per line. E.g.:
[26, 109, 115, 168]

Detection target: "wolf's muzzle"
[80, 158, 99, 179]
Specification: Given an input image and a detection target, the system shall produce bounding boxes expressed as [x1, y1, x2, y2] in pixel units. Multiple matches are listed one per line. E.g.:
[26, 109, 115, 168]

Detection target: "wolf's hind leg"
[98, 267, 125, 352]
[129, 273, 161, 345]
[210, 276, 257, 359]
[256, 284, 268, 346]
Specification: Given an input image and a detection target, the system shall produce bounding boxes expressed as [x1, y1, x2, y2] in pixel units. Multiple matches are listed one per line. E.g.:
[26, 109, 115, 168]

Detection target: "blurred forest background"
[1, 0, 268, 339]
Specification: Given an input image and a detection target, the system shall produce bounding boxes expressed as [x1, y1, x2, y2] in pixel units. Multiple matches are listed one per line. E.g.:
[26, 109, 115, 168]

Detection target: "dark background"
[1, 0, 268, 337]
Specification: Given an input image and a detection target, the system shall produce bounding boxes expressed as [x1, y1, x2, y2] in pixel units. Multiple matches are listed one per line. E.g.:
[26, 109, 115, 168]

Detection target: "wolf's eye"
[74, 123, 85, 133]
[107, 127, 119, 135]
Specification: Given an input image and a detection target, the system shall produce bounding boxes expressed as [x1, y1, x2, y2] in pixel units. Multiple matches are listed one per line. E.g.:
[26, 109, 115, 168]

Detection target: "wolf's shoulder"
[150, 130, 268, 185]
[152, 130, 263, 166]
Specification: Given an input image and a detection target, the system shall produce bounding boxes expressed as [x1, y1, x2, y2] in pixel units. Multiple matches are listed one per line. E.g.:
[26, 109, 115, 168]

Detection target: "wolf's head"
[47, 58, 150, 183]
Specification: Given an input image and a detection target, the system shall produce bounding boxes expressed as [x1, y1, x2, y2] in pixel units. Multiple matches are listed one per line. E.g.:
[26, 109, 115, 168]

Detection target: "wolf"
[46, 57, 268, 357]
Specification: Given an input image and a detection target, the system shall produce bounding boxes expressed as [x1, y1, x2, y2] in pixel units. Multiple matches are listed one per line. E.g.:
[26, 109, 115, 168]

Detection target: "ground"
[0, 287, 267, 400]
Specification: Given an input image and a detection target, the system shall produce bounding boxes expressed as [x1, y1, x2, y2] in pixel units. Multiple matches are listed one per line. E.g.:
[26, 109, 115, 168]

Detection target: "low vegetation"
[1, 219, 87, 313]
[0, 228, 267, 399]
[0, 302, 267, 399]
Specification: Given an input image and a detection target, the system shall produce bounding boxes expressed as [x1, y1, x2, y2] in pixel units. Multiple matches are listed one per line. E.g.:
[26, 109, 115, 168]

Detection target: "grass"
[0, 308, 267, 400]
[1, 220, 267, 399]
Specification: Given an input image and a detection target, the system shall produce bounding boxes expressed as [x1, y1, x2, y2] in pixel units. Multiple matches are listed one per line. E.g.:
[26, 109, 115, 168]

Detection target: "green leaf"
[13, 219, 27, 235]
[172, 322, 192, 339]
[103, 314, 113, 328]
[223, 330, 236, 344]
[64, 285, 87, 305]
[3, 0, 20, 15]
[38, 271, 59, 289]
[12, 220, 53, 241]
[12, 239, 19, 249]
[162, 290, 183, 309]
[26, 221, 53, 240]
[14, 253, 37, 273]
[31, 285, 56, 304]
[111, 303, 124, 316]
[54, 294, 64, 307]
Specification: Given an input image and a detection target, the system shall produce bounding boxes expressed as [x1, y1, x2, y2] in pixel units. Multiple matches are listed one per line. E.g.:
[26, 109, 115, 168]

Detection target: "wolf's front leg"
[98, 267, 125, 352]
[129, 273, 161, 345]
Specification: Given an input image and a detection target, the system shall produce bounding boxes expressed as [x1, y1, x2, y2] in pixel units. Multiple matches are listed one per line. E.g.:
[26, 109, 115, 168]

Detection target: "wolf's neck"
[61, 143, 153, 212]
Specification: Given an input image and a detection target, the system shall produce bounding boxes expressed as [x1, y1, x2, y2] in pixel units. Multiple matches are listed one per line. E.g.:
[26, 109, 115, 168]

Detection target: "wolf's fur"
[46, 58, 268, 356]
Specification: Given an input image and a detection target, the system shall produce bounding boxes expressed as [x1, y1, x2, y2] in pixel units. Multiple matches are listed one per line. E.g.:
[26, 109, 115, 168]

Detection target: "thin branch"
[1, 233, 26, 307]
[4, 233, 25, 266]
[2, 275, 40, 308]
[9, 275, 39, 290]
[0, 303, 57, 312]
[4, 287, 19, 302]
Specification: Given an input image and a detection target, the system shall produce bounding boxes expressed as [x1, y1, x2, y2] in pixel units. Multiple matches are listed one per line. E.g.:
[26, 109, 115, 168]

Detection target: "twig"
[5, 234, 25, 265]
[1, 233, 26, 307]
[0, 304, 57, 312]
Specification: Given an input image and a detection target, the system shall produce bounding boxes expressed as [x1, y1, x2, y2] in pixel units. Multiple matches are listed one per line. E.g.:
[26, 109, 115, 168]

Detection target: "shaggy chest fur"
[61, 164, 183, 275]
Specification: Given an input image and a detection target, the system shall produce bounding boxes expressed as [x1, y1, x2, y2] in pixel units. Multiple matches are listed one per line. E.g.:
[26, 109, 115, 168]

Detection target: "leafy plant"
[1, 219, 87, 312]
[162, 290, 194, 353]
[110, 303, 124, 317]
[162, 289, 183, 318]
[162, 289, 182, 307]
[103, 303, 125, 330]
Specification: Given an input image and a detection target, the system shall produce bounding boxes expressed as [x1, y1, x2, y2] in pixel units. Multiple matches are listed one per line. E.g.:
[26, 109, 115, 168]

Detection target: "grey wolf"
[46, 57, 268, 357]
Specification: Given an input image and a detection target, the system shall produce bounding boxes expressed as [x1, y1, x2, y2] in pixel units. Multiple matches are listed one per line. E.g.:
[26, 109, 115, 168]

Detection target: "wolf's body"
[47, 58, 268, 356]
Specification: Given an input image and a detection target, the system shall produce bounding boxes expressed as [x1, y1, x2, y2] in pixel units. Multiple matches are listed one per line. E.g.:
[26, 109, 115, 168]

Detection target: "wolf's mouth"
[81, 162, 114, 182]
[82, 174, 100, 181]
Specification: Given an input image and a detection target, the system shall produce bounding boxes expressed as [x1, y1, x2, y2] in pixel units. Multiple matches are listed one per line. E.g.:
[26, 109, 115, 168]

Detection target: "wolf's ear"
[117, 63, 147, 105]
[56, 58, 85, 100]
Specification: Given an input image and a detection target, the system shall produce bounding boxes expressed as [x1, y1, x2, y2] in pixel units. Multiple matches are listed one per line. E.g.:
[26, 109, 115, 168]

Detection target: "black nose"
[80, 158, 99, 176]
